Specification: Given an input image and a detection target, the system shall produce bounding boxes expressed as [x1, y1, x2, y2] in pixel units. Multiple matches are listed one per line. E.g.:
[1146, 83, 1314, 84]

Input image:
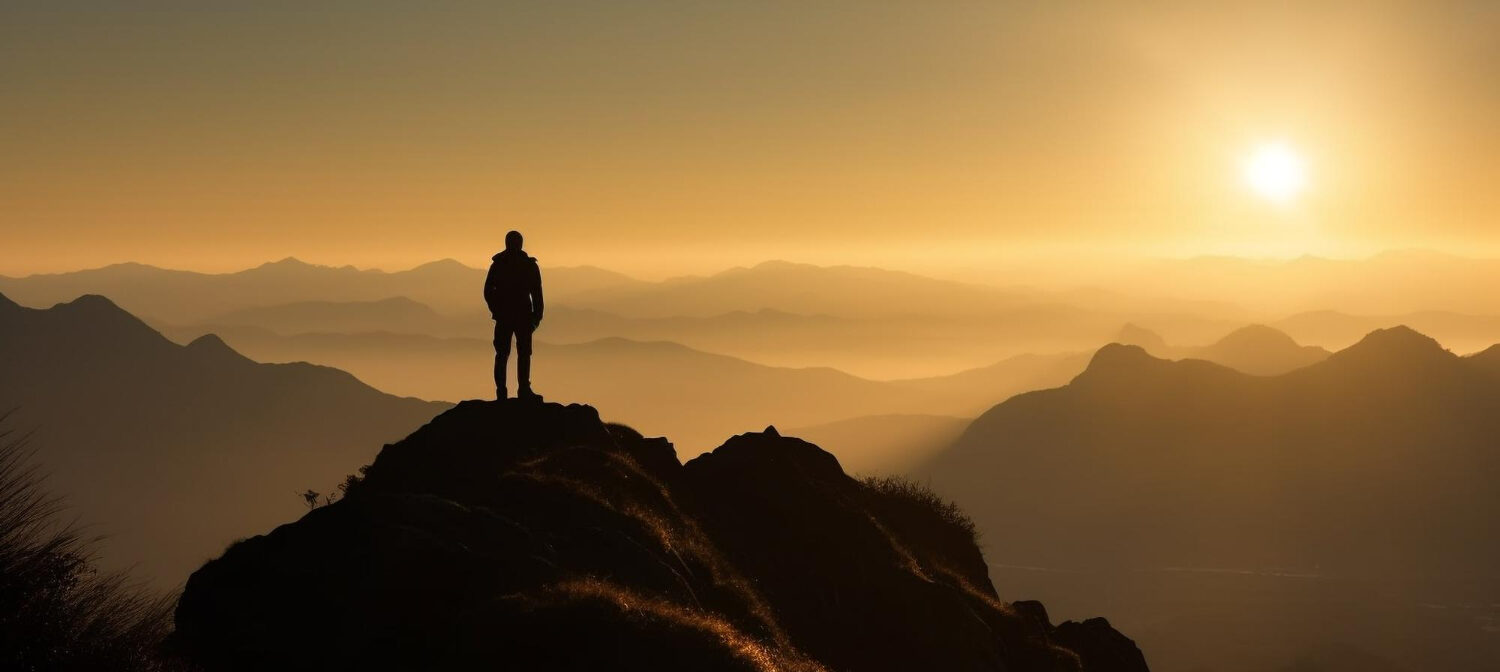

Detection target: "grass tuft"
[0, 419, 183, 671]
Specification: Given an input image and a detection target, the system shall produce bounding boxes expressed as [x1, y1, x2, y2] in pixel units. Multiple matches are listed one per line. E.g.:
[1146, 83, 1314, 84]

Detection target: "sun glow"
[1243, 142, 1308, 205]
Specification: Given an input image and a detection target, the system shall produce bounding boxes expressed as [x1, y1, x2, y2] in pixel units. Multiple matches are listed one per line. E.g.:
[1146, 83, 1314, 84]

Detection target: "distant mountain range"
[6, 284, 1346, 476]
[1113, 323, 1331, 376]
[9, 281, 1495, 668]
[2, 257, 1035, 323]
[920, 324, 1500, 671]
[0, 258, 639, 324]
[31, 255, 1500, 382]
[158, 311, 1340, 475]
[0, 258, 479, 323]
[164, 299, 1236, 379]
[18, 251, 1500, 339]
[0, 256, 1241, 333]
[1274, 309, 1500, 355]
[557, 259, 1036, 318]
[144, 323, 1079, 470]
[0, 291, 449, 585]
[194, 296, 480, 338]
[925, 324, 1500, 576]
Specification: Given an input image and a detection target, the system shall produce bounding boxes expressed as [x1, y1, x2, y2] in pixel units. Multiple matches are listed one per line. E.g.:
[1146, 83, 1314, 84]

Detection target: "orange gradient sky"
[2, 2, 1498, 278]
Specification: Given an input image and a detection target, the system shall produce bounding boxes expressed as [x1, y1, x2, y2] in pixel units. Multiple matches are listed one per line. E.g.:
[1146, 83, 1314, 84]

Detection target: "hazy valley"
[10, 4, 1498, 669]
[5, 254, 1500, 671]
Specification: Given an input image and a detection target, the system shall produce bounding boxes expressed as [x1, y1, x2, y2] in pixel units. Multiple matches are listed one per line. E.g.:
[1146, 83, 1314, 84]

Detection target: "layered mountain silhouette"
[0, 292, 449, 583]
[150, 324, 1068, 462]
[174, 400, 1148, 672]
[9, 258, 1273, 386]
[1275, 308, 1500, 355]
[0, 259, 640, 324]
[925, 325, 1499, 575]
[1113, 323, 1330, 376]
[168, 301, 1145, 382]
[193, 296, 481, 338]
[6, 258, 1019, 324]
[550, 260, 1035, 318]
[920, 326, 1500, 671]
[538, 304, 1130, 377]
[162, 306, 1331, 471]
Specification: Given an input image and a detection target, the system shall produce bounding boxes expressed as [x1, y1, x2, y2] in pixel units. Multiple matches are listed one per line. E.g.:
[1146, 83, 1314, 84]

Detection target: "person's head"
[505, 230, 523, 251]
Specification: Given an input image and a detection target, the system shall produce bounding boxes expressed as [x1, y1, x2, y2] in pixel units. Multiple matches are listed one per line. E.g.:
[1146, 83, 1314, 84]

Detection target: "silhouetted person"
[485, 231, 544, 400]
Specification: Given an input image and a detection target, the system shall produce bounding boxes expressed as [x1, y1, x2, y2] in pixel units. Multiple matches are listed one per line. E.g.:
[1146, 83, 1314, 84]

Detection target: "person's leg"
[493, 321, 513, 399]
[515, 323, 534, 395]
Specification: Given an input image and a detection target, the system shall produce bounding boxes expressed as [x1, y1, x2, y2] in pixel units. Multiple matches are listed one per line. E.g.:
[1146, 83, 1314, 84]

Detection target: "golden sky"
[2, 1, 1497, 277]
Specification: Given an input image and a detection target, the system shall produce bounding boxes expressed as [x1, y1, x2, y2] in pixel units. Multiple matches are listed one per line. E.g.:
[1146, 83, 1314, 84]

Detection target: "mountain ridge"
[0, 260, 646, 323]
[174, 399, 1149, 672]
[0, 290, 449, 584]
[1112, 323, 1330, 376]
[921, 325, 1500, 671]
[926, 324, 1500, 575]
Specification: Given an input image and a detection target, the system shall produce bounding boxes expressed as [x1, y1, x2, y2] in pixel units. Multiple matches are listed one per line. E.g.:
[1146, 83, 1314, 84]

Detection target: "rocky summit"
[173, 400, 1147, 672]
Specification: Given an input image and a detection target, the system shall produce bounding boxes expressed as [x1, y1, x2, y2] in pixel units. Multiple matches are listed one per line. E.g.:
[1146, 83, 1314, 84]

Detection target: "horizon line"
[0, 246, 1485, 282]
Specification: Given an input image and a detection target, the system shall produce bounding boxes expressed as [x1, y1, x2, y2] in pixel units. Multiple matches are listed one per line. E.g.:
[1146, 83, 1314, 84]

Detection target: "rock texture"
[174, 401, 1147, 671]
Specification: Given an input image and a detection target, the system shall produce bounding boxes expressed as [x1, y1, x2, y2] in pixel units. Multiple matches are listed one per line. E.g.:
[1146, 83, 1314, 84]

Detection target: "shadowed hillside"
[0, 292, 449, 584]
[174, 401, 1148, 672]
[922, 326, 1500, 671]
[930, 326, 1500, 572]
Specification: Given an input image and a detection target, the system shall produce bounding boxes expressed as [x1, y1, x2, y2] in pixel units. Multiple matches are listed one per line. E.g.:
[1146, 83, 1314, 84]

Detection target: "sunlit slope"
[789, 414, 971, 476]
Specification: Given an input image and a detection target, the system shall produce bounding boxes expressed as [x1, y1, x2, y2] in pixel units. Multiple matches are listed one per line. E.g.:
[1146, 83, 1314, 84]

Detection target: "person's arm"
[483, 265, 499, 317]
[530, 262, 544, 325]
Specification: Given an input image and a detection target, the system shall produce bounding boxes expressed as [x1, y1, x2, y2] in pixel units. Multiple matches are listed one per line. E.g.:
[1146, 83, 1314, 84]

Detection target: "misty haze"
[3, 3, 1499, 672]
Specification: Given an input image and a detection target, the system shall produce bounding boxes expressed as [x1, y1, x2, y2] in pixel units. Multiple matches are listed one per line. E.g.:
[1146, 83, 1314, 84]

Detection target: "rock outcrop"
[174, 401, 1147, 671]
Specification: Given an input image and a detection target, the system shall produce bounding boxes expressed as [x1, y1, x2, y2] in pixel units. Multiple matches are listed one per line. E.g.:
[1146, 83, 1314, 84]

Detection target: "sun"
[1243, 142, 1307, 205]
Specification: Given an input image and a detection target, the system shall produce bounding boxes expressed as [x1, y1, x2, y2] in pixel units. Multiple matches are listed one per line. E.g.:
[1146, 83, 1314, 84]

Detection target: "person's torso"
[489, 253, 536, 315]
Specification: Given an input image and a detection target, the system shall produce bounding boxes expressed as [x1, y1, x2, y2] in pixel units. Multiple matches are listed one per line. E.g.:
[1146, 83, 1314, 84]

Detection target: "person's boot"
[516, 351, 538, 401]
[495, 354, 508, 401]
